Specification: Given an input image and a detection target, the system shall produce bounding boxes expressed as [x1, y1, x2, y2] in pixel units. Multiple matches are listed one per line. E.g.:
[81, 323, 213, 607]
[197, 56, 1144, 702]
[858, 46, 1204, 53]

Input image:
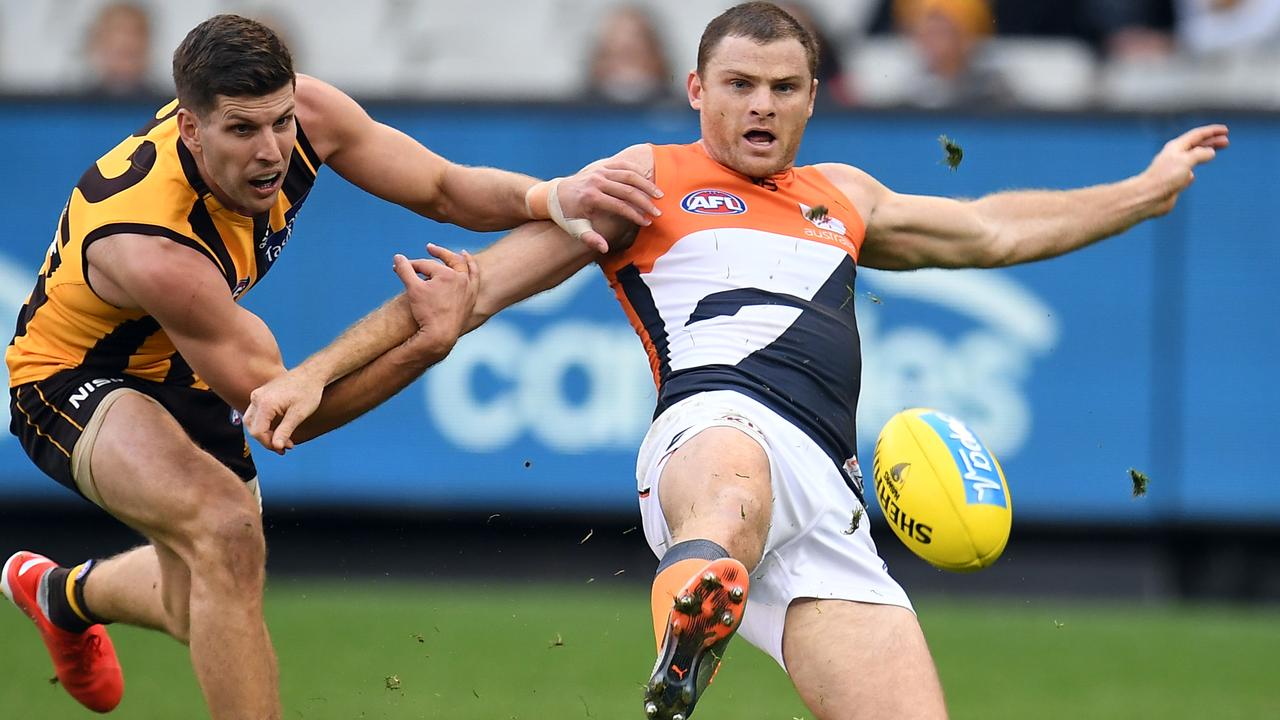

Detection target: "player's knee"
[687, 483, 771, 567]
[203, 511, 265, 575]
[187, 493, 266, 587]
[719, 528, 766, 571]
[663, 494, 770, 571]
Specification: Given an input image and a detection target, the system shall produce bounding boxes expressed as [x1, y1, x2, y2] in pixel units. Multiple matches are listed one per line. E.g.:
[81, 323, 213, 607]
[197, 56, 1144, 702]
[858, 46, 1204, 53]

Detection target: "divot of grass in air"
[939, 135, 964, 170]
[844, 507, 864, 535]
[1129, 468, 1150, 497]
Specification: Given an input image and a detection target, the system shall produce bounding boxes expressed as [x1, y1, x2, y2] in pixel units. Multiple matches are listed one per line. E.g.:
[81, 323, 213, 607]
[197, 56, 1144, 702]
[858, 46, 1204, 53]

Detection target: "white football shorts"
[636, 389, 913, 670]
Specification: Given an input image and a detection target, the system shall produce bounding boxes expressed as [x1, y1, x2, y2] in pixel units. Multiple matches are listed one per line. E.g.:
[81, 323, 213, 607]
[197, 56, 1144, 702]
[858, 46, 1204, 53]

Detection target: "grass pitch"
[1, 580, 1277, 719]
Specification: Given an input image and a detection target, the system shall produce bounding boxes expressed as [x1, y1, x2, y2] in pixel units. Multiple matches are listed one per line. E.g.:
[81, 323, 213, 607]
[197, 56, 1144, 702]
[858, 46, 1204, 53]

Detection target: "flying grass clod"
[939, 135, 964, 170]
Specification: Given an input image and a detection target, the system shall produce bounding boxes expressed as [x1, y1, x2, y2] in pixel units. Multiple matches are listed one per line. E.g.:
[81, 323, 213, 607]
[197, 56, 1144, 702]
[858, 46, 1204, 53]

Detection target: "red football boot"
[2, 551, 124, 713]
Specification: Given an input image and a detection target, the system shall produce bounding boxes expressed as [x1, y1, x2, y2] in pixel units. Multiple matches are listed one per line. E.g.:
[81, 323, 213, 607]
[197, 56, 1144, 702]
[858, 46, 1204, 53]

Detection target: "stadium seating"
[0, 0, 1274, 108]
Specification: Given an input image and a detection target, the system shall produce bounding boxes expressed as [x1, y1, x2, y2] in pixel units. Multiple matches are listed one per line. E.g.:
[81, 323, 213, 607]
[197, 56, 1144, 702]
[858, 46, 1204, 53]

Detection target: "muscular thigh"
[11, 369, 256, 513]
[657, 425, 773, 568]
[88, 392, 257, 544]
[783, 599, 947, 720]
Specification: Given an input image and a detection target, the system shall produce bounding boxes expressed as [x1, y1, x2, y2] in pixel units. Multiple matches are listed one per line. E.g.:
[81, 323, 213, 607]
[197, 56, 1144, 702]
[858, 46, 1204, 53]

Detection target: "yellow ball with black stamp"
[872, 408, 1012, 572]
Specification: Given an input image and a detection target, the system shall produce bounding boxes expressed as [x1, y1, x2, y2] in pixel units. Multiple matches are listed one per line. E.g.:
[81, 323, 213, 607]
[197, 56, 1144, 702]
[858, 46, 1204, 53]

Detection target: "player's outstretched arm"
[242, 222, 595, 452]
[85, 235, 289, 412]
[241, 243, 461, 434]
[280, 218, 633, 448]
[840, 124, 1229, 270]
[250, 141, 652, 406]
[468, 221, 604, 329]
[294, 75, 661, 248]
[243, 144, 651, 451]
[245, 246, 478, 453]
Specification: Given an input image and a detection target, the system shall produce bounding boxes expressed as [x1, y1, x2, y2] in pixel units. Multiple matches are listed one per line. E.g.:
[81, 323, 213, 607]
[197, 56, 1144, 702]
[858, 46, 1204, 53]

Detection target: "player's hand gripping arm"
[295, 75, 661, 249]
[464, 145, 652, 317]
[243, 221, 597, 452]
[243, 246, 479, 452]
[242, 144, 650, 451]
[840, 125, 1229, 270]
[282, 142, 651, 378]
[240, 243, 463, 429]
[279, 224, 600, 449]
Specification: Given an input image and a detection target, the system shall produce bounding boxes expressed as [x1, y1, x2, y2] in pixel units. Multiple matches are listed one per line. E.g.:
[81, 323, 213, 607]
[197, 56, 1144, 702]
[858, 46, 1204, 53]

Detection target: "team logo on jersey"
[681, 189, 747, 215]
[257, 216, 296, 272]
[799, 202, 846, 235]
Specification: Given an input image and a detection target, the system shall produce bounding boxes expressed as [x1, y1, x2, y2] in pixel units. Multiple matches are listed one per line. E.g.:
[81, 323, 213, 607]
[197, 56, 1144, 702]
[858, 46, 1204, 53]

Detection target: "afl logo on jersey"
[681, 189, 748, 215]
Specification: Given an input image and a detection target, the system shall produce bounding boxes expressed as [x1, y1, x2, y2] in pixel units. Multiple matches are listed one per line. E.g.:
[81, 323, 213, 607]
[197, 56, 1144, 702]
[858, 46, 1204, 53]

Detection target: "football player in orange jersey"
[3, 13, 661, 720]
[245, 4, 1226, 719]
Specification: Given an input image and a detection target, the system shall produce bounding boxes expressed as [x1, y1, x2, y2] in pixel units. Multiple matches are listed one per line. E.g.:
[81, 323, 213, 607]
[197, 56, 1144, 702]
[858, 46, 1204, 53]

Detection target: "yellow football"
[871, 408, 1012, 572]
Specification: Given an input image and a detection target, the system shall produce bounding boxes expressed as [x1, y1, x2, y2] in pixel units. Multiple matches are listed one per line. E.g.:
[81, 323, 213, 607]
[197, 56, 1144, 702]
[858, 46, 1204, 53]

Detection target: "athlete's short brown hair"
[172, 14, 294, 117]
[697, 2, 819, 80]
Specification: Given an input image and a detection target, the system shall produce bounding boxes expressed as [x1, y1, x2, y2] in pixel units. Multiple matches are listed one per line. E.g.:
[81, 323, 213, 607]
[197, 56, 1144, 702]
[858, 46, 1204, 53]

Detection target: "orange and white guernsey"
[600, 142, 868, 491]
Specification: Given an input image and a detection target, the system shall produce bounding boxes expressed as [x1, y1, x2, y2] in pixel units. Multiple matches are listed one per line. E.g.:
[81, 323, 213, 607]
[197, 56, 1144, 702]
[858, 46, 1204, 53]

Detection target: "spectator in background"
[84, 1, 157, 97]
[777, 1, 857, 106]
[239, 6, 304, 69]
[992, 0, 1175, 60]
[876, 0, 1177, 60]
[895, 0, 1014, 108]
[585, 5, 677, 105]
[1176, 0, 1280, 55]
[1087, 0, 1176, 60]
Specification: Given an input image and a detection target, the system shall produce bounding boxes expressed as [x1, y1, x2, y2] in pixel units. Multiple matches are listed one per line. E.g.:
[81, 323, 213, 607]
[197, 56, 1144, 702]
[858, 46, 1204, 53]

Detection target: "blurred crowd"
[0, 0, 1277, 110]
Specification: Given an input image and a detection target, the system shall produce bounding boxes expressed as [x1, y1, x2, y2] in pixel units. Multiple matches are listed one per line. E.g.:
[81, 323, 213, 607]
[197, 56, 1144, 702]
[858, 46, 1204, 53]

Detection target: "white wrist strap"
[547, 180, 595, 242]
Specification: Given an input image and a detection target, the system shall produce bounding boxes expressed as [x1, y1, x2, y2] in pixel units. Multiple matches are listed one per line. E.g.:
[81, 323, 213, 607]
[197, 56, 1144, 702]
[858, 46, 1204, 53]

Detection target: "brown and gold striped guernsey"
[5, 100, 322, 389]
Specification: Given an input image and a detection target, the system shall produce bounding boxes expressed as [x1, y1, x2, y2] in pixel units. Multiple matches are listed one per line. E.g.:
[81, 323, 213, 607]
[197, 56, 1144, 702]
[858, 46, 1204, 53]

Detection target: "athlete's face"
[178, 84, 296, 216]
[690, 36, 816, 179]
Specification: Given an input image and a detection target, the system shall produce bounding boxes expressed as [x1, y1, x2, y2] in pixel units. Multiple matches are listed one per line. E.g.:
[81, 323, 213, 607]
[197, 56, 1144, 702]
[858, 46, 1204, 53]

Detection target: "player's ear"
[176, 107, 202, 152]
[688, 70, 704, 110]
[807, 77, 818, 118]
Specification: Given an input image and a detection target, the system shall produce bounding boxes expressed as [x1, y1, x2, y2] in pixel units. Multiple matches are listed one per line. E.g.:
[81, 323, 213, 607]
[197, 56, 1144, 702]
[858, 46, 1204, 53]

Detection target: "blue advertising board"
[1, 102, 1276, 522]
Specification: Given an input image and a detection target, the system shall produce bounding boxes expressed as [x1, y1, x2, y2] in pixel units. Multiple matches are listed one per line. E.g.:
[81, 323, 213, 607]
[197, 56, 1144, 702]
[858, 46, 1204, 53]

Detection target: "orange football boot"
[2, 551, 124, 713]
[643, 557, 749, 720]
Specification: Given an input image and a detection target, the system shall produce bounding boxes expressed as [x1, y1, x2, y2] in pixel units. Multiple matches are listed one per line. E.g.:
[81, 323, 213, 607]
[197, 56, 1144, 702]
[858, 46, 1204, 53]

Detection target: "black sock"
[42, 560, 107, 633]
[655, 539, 730, 575]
